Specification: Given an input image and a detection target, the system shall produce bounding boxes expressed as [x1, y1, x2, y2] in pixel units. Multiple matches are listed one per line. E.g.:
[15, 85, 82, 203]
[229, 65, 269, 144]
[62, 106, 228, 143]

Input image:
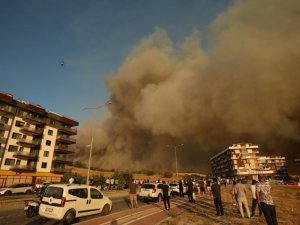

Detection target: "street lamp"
[166, 144, 184, 182]
[81, 100, 112, 185]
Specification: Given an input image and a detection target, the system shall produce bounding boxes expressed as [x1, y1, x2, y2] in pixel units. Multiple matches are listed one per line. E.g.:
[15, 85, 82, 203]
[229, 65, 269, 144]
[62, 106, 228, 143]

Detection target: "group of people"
[105, 177, 119, 190]
[211, 175, 278, 225]
[127, 175, 278, 225]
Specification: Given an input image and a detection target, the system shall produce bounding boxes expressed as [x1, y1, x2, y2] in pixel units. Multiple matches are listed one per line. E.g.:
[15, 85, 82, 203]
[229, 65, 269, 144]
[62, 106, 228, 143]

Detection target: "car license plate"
[45, 207, 53, 213]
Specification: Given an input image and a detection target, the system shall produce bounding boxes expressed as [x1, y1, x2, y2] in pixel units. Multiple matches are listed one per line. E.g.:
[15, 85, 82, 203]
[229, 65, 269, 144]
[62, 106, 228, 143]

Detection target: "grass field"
[159, 183, 300, 225]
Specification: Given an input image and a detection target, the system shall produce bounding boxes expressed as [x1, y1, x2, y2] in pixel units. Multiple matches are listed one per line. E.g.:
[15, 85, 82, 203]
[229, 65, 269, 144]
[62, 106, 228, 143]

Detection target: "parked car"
[35, 182, 62, 195]
[168, 182, 187, 195]
[284, 180, 299, 186]
[138, 183, 164, 202]
[0, 183, 33, 195]
[39, 183, 112, 225]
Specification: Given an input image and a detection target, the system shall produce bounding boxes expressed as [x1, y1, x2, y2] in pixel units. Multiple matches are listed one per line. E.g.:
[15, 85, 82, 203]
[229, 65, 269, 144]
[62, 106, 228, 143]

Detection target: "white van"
[39, 184, 112, 225]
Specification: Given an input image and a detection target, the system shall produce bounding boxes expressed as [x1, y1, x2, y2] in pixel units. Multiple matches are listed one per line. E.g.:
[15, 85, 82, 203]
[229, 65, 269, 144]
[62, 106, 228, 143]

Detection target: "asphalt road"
[0, 192, 144, 225]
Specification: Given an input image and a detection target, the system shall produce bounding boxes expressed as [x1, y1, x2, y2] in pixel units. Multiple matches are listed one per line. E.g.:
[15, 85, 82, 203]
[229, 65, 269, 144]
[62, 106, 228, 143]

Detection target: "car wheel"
[25, 208, 35, 218]
[5, 191, 12, 196]
[101, 204, 110, 216]
[25, 190, 32, 194]
[156, 194, 161, 202]
[63, 210, 75, 225]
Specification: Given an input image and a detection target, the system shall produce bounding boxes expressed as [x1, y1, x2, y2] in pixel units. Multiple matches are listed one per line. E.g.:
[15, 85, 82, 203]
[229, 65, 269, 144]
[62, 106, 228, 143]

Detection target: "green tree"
[163, 171, 173, 178]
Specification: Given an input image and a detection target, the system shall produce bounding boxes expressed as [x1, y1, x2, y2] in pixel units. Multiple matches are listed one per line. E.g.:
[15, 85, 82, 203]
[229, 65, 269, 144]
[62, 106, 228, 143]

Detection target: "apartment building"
[210, 143, 274, 180]
[0, 92, 78, 187]
[258, 156, 288, 179]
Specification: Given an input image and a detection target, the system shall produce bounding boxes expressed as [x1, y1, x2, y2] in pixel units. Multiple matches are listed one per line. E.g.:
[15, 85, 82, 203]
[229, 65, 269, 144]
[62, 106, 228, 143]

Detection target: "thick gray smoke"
[75, 0, 300, 173]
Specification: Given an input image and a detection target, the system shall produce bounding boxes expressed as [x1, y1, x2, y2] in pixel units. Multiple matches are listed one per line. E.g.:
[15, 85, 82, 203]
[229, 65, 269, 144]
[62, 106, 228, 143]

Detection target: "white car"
[0, 183, 33, 195]
[138, 183, 165, 202]
[39, 184, 112, 225]
[168, 182, 188, 195]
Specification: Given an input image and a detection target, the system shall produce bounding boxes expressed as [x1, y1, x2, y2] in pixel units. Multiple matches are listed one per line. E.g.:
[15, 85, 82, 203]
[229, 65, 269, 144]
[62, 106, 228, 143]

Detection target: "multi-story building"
[210, 143, 274, 180]
[258, 156, 288, 179]
[0, 92, 78, 187]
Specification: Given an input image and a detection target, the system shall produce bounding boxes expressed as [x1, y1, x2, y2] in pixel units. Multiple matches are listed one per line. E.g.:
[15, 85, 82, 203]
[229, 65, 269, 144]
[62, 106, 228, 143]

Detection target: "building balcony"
[51, 167, 72, 173]
[0, 121, 10, 131]
[54, 145, 75, 154]
[20, 126, 43, 136]
[56, 135, 76, 144]
[0, 135, 7, 144]
[53, 155, 73, 164]
[10, 164, 36, 171]
[22, 114, 45, 125]
[13, 151, 38, 159]
[0, 105, 16, 114]
[17, 138, 41, 147]
[58, 126, 77, 135]
[0, 146, 4, 157]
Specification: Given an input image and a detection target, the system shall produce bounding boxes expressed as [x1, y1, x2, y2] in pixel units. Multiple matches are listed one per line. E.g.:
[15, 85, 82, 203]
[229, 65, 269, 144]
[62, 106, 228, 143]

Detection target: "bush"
[145, 170, 155, 176]
[163, 171, 173, 178]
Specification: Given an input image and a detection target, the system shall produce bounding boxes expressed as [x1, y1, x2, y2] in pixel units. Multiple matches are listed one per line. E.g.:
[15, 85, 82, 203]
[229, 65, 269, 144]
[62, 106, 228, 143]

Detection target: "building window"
[16, 160, 21, 165]
[4, 158, 15, 165]
[48, 130, 53, 136]
[19, 147, 24, 152]
[0, 116, 9, 124]
[12, 132, 22, 139]
[15, 120, 25, 127]
[41, 162, 47, 168]
[8, 145, 18, 152]
[46, 140, 51, 146]
[44, 151, 49, 157]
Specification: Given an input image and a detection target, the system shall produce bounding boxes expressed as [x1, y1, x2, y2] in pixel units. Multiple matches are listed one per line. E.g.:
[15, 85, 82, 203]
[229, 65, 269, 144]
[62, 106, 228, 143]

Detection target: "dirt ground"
[159, 184, 300, 225]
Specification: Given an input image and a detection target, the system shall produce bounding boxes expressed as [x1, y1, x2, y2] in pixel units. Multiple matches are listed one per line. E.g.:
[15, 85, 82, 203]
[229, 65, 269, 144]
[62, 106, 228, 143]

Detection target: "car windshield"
[169, 183, 178, 187]
[44, 187, 63, 199]
[8, 184, 18, 188]
[141, 184, 155, 189]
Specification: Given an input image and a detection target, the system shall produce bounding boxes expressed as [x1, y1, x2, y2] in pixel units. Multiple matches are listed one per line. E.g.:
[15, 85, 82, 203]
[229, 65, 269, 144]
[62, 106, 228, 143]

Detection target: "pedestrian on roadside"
[179, 179, 184, 198]
[256, 175, 278, 225]
[187, 178, 194, 203]
[211, 178, 224, 217]
[206, 179, 212, 197]
[162, 181, 171, 210]
[235, 179, 251, 218]
[250, 179, 262, 217]
[231, 180, 238, 206]
[128, 179, 138, 209]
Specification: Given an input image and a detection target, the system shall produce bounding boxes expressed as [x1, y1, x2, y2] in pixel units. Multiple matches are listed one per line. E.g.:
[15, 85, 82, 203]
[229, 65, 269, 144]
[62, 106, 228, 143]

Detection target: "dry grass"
[160, 184, 300, 225]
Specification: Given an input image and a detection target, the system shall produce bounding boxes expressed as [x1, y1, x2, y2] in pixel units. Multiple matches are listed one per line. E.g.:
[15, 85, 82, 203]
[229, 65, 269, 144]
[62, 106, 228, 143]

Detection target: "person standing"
[162, 181, 171, 210]
[187, 178, 194, 203]
[256, 175, 278, 225]
[235, 179, 251, 218]
[128, 179, 138, 209]
[179, 180, 184, 198]
[211, 178, 224, 217]
[250, 179, 262, 217]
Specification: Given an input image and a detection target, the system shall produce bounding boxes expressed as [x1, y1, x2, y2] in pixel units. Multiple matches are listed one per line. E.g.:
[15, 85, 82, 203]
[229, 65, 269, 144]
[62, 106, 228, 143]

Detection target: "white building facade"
[209, 143, 287, 180]
[0, 92, 78, 187]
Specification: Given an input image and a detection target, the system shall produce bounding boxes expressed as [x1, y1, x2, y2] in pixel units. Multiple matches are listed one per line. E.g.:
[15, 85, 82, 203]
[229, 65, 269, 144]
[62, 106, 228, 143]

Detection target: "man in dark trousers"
[179, 179, 184, 198]
[161, 181, 170, 210]
[211, 178, 224, 217]
[187, 178, 194, 203]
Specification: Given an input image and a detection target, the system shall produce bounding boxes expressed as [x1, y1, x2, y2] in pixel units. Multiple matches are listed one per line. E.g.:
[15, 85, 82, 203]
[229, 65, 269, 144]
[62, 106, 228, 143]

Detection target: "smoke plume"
[75, 0, 300, 173]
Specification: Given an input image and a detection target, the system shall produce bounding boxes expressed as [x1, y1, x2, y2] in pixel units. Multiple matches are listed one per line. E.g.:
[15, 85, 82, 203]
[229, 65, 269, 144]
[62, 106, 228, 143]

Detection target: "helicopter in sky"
[59, 59, 65, 67]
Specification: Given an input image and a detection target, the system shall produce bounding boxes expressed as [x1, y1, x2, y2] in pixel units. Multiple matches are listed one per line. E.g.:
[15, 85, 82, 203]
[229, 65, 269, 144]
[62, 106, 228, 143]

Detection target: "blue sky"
[0, 0, 232, 124]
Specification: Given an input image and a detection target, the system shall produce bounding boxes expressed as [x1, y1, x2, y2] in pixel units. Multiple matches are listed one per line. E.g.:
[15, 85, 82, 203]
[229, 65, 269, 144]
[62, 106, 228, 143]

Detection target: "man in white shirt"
[250, 179, 262, 217]
[235, 179, 251, 218]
